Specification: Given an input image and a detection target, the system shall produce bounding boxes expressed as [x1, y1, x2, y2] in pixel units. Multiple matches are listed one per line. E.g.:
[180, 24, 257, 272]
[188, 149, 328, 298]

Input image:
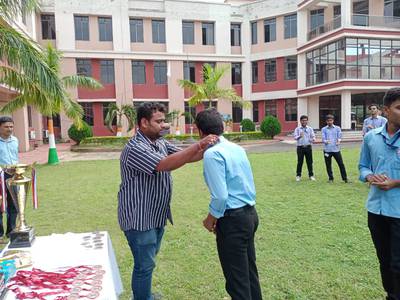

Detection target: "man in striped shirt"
[118, 102, 218, 300]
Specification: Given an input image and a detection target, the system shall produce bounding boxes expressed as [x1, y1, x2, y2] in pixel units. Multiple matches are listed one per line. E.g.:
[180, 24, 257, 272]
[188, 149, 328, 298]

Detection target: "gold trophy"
[4, 164, 35, 248]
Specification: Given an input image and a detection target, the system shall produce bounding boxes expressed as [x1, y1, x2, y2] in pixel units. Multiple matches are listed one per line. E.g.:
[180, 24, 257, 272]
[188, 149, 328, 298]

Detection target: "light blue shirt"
[0, 135, 19, 165]
[362, 116, 387, 135]
[203, 136, 256, 219]
[294, 126, 315, 146]
[322, 125, 342, 153]
[359, 125, 400, 218]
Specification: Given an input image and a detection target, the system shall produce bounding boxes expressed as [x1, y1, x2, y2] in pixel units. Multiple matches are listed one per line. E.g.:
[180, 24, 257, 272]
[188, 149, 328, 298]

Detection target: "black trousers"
[296, 145, 313, 177]
[216, 205, 262, 300]
[323, 151, 347, 181]
[0, 173, 17, 237]
[368, 212, 400, 300]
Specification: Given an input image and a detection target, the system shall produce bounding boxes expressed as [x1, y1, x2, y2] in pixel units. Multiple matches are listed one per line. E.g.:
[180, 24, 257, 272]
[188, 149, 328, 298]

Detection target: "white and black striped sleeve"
[126, 144, 163, 175]
[165, 140, 181, 155]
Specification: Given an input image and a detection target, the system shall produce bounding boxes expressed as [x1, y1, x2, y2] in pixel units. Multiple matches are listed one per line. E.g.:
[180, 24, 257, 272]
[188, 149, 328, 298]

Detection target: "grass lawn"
[25, 147, 383, 300]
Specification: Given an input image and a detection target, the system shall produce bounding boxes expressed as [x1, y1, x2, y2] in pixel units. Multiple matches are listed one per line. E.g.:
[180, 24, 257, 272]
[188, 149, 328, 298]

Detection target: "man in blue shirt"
[359, 87, 400, 299]
[321, 114, 348, 183]
[195, 108, 262, 300]
[0, 116, 18, 242]
[362, 103, 387, 136]
[293, 115, 316, 182]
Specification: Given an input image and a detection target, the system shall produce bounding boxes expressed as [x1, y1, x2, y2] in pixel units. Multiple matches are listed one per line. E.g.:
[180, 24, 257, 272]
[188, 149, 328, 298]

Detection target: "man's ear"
[139, 117, 148, 130]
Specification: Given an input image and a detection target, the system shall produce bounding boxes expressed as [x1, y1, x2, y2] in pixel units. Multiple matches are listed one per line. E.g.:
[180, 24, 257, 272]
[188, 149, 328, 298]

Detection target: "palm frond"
[0, 0, 38, 21]
[104, 103, 119, 133]
[178, 79, 199, 93]
[63, 75, 102, 90]
[60, 94, 83, 125]
[121, 105, 136, 131]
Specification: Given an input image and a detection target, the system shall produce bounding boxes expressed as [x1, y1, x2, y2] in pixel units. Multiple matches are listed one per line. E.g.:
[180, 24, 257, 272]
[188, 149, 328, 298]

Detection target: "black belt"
[297, 145, 311, 148]
[224, 205, 255, 217]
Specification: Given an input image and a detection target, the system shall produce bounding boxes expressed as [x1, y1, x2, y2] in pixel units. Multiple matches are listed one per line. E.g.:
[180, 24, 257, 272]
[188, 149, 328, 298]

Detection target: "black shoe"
[344, 179, 350, 183]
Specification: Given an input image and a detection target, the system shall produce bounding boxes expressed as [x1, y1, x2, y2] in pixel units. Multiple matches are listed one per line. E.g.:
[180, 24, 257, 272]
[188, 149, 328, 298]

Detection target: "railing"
[352, 14, 400, 28]
[307, 16, 341, 41]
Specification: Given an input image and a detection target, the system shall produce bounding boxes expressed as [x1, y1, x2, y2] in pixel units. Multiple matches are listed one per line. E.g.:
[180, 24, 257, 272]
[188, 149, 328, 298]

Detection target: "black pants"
[296, 145, 313, 177]
[216, 205, 262, 300]
[0, 173, 17, 237]
[323, 151, 347, 181]
[368, 212, 400, 300]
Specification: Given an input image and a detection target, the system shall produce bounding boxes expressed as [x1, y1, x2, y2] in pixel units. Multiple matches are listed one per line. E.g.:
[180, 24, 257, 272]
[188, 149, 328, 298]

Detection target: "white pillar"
[341, 90, 352, 129]
[297, 9, 308, 46]
[297, 97, 308, 124]
[341, 0, 352, 28]
[297, 53, 307, 90]
[308, 96, 320, 129]
[241, 20, 252, 121]
[12, 107, 30, 152]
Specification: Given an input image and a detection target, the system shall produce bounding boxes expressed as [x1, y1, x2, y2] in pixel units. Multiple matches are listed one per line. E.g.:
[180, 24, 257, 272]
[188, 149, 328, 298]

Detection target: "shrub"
[68, 121, 93, 144]
[240, 118, 255, 132]
[260, 116, 281, 138]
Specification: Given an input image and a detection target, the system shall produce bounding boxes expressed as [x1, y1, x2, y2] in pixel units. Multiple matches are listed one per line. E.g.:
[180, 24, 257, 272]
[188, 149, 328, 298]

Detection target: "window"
[184, 102, 196, 124]
[285, 56, 297, 80]
[284, 14, 297, 39]
[52, 114, 61, 127]
[154, 61, 167, 84]
[232, 102, 243, 123]
[152, 20, 165, 43]
[252, 61, 258, 83]
[132, 61, 146, 84]
[103, 102, 117, 126]
[353, 0, 369, 26]
[202, 22, 214, 45]
[265, 59, 276, 82]
[253, 101, 259, 123]
[183, 62, 196, 82]
[231, 63, 242, 84]
[231, 23, 241, 46]
[76, 59, 92, 76]
[310, 9, 324, 30]
[285, 99, 297, 121]
[74, 16, 89, 41]
[265, 100, 277, 117]
[251, 21, 257, 44]
[130, 19, 144, 42]
[81, 103, 94, 126]
[100, 60, 114, 84]
[98, 17, 113, 41]
[41, 14, 56, 39]
[182, 21, 194, 44]
[264, 18, 276, 43]
[385, 0, 400, 17]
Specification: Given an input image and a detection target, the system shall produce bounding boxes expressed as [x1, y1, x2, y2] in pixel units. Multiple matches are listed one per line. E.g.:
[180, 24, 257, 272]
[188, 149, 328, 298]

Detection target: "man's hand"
[336, 139, 341, 145]
[368, 124, 374, 129]
[300, 131, 304, 137]
[203, 213, 217, 233]
[371, 179, 399, 191]
[366, 174, 388, 184]
[198, 134, 219, 151]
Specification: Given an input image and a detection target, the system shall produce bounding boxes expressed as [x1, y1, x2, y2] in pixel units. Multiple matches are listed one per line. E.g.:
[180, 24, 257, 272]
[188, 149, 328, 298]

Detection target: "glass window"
[231, 63, 242, 84]
[152, 20, 165, 43]
[231, 23, 241, 46]
[264, 18, 276, 42]
[232, 102, 243, 123]
[76, 59, 91, 76]
[130, 19, 144, 42]
[202, 22, 214, 45]
[353, 0, 369, 26]
[74, 16, 89, 41]
[41, 14, 56, 40]
[154, 61, 167, 84]
[132, 61, 146, 84]
[284, 14, 297, 39]
[285, 99, 297, 121]
[285, 56, 297, 80]
[100, 60, 114, 84]
[252, 61, 258, 84]
[310, 9, 324, 30]
[253, 101, 259, 123]
[183, 62, 196, 82]
[385, 0, 400, 17]
[182, 21, 194, 44]
[98, 17, 113, 41]
[265, 59, 276, 82]
[251, 21, 257, 44]
[81, 103, 94, 126]
[265, 100, 277, 117]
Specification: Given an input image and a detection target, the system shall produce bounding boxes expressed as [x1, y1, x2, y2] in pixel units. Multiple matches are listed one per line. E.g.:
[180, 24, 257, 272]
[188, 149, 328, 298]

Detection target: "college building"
[1, 0, 400, 151]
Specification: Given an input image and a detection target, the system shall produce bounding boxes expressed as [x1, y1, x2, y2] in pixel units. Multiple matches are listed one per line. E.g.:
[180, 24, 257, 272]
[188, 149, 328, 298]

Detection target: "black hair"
[0, 116, 13, 126]
[137, 102, 166, 126]
[368, 103, 379, 110]
[300, 115, 308, 121]
[195, 108, 224, 135]
[325, 114, 334, 121]
[383, 87, 400, 107]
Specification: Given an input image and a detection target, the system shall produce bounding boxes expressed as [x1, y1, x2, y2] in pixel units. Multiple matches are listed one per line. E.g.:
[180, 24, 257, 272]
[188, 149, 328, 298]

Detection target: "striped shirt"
[118, 130, 180, 232]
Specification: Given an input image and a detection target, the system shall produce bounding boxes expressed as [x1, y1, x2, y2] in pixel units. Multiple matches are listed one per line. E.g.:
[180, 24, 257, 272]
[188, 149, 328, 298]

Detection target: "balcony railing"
[352, 14, 400, 28]
[307, 16, 341, 41]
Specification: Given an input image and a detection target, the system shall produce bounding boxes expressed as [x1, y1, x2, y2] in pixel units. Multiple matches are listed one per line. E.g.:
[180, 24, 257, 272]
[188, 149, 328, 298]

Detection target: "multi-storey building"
[2, 0, 400, 151]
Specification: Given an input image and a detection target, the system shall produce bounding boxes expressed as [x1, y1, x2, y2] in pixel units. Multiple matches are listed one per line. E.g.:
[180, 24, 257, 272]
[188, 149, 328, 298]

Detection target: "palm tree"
[105, 103, 136, 137]
[166, 109, 183, 135]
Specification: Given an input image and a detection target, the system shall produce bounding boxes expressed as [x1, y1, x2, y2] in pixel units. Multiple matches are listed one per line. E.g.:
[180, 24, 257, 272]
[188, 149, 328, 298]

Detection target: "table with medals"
[0, 231, 123, 300]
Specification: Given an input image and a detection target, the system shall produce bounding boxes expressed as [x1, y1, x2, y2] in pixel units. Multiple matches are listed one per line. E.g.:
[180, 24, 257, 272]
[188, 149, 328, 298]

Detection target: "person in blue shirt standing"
[359, 87, 400, 300]
[0, 116, 18, 242]
[321, 114, 349, 183]
[362, 103, 387, 136]
[293, 115, 316, 182]
[196, 108, 262, 300]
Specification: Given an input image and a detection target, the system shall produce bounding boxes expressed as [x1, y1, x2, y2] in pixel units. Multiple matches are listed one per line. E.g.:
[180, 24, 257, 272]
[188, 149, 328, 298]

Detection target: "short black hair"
[383, 87, 400, 107]
[137, 102, 166, 126]
[195, 108, 224, 135]
[325, 114, 334, 121]
[300, 115, 308, 121]
[368, 103, 379, 110]
[0, 116, 13, 126]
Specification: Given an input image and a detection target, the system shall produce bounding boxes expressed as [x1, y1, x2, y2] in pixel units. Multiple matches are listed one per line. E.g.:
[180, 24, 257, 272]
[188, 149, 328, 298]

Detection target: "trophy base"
[9, 227, 35, 248]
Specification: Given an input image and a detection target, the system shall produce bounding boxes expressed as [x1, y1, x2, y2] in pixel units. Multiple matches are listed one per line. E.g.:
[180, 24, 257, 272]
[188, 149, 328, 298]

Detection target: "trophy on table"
[1, 164, 36, 248]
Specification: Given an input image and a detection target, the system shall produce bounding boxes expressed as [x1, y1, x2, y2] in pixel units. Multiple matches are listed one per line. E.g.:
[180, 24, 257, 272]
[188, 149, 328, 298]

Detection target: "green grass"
[24, 148, 384, 300]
